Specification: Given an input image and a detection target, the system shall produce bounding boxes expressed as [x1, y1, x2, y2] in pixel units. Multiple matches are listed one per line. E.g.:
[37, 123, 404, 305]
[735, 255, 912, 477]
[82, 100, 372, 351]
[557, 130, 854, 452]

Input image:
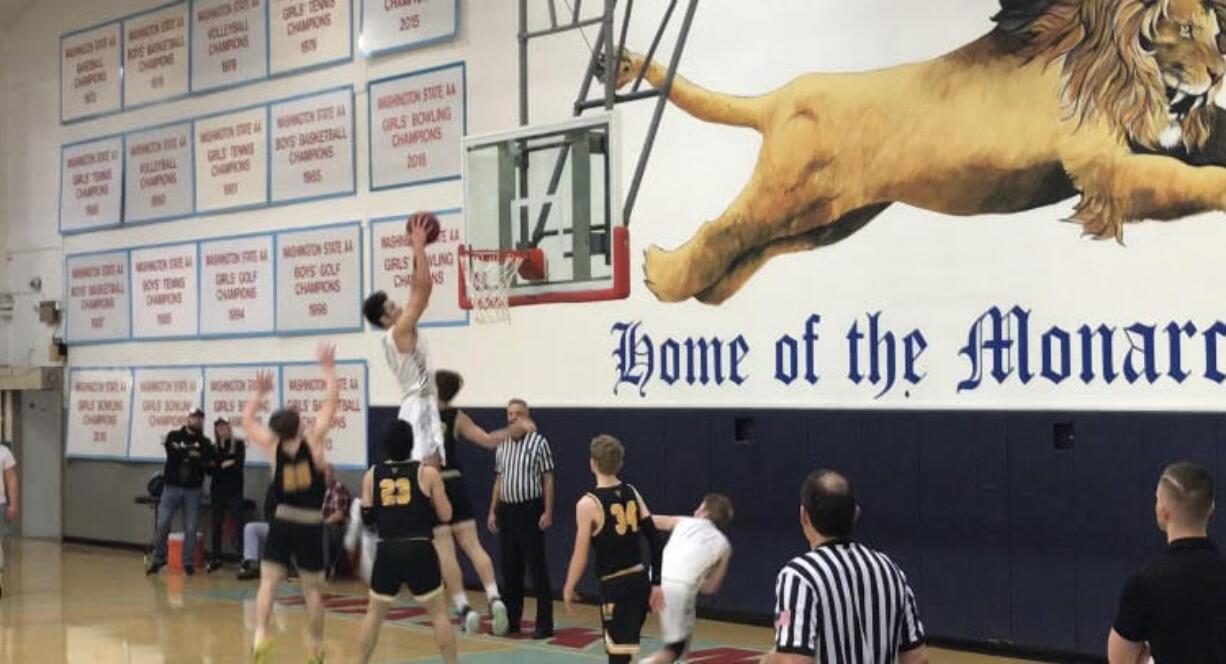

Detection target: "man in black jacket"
[147, 408, 213, 575]
[207, 417, 245, 573]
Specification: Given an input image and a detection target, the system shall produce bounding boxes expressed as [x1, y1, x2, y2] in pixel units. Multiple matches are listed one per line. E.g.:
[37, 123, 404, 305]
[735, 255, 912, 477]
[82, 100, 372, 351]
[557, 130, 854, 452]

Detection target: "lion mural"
[620, 0, 1226, 304]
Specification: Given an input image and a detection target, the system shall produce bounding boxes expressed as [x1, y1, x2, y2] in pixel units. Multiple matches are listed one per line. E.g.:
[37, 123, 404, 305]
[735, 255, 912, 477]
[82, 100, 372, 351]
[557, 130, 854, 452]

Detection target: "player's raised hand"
[649, 585, 666, 613]
[407, 213, 429, 249]
[254, 369, 275, 395]
[509, 417, 536, 438]
[316, 342, 336, 371]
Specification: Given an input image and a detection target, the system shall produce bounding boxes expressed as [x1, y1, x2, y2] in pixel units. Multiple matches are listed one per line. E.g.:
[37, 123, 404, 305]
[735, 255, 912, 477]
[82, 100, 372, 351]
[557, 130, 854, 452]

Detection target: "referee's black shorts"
[599, 569, 651, 658]
[370, 538, 442, 602]
[439, 473, 475, 526]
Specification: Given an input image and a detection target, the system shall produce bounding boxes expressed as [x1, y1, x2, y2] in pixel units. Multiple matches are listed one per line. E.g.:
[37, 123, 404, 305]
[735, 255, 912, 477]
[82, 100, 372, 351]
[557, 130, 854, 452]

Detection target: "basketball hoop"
[458, 246, 547, 324]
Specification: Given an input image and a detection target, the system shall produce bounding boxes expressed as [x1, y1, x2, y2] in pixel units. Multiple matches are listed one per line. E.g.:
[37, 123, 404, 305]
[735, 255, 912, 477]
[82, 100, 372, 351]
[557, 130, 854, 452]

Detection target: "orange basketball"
[407, 212, 441, 244]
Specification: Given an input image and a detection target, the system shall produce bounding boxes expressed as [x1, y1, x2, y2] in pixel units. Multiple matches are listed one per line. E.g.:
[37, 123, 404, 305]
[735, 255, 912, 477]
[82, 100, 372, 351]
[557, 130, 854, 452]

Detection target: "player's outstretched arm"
[562, 496, 597, 611]
[241, 369, 278, 451]
[306, 342, 339, 467]
[391, 215, 433, 353]
[423, 465, 453, 524]
[651, 514, 681, 531]
[455, 411, 535, 450]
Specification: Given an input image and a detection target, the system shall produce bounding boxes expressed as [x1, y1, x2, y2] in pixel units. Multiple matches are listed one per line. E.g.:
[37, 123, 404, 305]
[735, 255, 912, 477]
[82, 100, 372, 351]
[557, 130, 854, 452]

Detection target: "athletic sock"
[452, 593, 470, 613]
[484, 583, 501, 601]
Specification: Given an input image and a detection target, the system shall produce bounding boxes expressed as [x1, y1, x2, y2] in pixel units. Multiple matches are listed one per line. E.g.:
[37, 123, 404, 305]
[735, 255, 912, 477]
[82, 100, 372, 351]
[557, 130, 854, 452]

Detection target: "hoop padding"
[458, 247, 547, 324]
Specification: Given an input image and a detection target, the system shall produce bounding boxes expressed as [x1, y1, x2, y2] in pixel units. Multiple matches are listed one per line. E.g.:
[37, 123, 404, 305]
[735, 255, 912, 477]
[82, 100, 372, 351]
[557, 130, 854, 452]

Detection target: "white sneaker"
[489, 598, 509, 636]
[462, 607, 481, 634]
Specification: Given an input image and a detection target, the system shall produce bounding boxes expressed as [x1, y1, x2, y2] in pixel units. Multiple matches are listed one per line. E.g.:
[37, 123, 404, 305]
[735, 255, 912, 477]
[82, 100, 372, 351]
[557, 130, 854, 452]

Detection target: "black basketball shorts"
[370, 538, 443, 602]
[599, 570, 651, 657]
[263, 519, 325, 573]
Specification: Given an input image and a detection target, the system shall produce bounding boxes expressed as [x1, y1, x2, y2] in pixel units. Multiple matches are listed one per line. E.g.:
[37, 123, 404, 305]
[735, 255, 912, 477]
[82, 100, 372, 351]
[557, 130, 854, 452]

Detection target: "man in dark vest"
[147, 407, 213, 575]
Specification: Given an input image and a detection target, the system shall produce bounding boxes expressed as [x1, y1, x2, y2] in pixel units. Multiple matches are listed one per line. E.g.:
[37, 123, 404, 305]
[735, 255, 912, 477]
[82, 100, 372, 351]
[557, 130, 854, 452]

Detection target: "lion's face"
[1141, 0, 1225, 145]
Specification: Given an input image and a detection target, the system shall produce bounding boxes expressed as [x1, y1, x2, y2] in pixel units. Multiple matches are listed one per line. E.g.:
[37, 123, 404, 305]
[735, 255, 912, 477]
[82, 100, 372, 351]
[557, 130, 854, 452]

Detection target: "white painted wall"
[6, 0, 1226, 412]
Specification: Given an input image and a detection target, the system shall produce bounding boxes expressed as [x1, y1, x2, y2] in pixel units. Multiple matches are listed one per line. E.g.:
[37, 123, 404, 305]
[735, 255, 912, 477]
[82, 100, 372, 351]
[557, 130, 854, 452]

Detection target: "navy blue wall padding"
[367, 406, 1225, 656]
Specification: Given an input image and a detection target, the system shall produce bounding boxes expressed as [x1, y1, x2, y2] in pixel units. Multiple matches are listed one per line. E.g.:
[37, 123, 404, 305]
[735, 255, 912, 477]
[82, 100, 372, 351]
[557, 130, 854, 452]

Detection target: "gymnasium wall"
[4, 0, 1226, 658]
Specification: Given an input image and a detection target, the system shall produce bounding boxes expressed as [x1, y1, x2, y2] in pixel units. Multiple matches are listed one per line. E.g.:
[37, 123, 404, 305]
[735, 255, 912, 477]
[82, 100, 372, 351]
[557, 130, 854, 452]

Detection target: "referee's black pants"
[497, 498, 553, 633]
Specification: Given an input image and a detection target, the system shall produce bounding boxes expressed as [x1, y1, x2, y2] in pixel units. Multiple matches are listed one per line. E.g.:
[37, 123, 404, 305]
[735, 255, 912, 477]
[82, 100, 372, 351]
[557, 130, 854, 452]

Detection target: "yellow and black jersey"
[588, 482, 648, 579]
[373, 460, 434, 540]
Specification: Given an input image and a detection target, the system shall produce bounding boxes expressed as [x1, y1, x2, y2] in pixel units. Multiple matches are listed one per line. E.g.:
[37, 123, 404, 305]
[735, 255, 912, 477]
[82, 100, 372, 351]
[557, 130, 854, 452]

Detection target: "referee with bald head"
[767, 469, 928, 664]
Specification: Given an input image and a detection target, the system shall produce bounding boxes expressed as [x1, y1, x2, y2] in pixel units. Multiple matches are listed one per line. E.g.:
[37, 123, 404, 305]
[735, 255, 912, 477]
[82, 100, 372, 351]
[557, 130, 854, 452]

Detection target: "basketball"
[408, 212, 441, 245]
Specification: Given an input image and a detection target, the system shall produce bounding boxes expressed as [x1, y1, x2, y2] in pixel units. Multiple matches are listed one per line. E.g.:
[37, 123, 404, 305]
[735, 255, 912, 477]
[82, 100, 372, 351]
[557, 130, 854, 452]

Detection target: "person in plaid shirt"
[321, 465, 353, 578]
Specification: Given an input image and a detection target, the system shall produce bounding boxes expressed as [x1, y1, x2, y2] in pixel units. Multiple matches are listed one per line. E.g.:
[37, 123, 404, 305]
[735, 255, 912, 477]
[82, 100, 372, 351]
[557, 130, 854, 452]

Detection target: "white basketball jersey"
[382, 329, 435, 401]
[662, 517, 730, 586]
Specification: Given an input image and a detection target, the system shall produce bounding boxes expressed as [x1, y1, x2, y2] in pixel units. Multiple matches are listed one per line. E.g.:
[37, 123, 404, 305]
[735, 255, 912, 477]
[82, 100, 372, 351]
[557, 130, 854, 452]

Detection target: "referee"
[768, 470, 928, 664]
[487, 398, 555, 638]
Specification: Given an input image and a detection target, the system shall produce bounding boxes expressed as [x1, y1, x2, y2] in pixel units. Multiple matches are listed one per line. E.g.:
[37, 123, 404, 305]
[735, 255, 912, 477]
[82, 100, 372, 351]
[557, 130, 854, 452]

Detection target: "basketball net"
[460, 249, 525, 324]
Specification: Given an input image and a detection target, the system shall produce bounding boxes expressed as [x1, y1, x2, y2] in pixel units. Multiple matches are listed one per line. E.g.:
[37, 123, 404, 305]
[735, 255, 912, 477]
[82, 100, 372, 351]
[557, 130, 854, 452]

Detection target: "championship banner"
[281, 361, 366, 467]
[367, 62, 465, 190]
[123, 2, 190, 107]
[65, 369, 133, 459]
[124, 122, 193, 223]
[194, 106, 268, 212]
[275, 223, 362, 333]
[190, 0, 269, 92]
[60, 136, 123, 233]
[127, 367, 204, 461]
[359, 0, 455, 57]
[269, 0, 352, 75]
[130, 243, 199, 339]
[269, 87, 355, 203]
[65, 251, 130, 344]
[203, 364, 281, 435]
[369, 212, 465, 326]
[61, 22, 121, 122]
[200, 234, 275, 336]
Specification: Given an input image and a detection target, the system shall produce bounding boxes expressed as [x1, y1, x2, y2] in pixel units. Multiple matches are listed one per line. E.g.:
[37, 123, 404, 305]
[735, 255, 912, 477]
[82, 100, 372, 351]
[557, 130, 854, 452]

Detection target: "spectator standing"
[1108, 461, 1226, 664]
[208, 417, 246, 573]
[147, 408, 213, 576]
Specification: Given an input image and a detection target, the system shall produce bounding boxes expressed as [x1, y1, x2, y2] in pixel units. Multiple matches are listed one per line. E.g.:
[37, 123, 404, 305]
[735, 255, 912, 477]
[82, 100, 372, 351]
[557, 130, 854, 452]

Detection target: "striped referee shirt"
[495, 432, 554, 504]
[773, 540, 925, 663]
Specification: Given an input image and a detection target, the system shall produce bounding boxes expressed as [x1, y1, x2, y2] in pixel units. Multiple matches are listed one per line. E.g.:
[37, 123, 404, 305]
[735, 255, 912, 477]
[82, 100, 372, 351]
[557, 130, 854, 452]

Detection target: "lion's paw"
[615, 52, 646, 89]
[1070, 196, 1126, 244]
[643, 245, 692, 302]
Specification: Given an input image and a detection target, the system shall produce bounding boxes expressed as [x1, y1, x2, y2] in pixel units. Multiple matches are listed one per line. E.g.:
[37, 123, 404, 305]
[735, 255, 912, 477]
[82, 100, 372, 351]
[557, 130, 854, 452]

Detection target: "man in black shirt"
[207, 417, 245, 573]
[147, 408, 213, 575]
[1109, 461, 1226, 664]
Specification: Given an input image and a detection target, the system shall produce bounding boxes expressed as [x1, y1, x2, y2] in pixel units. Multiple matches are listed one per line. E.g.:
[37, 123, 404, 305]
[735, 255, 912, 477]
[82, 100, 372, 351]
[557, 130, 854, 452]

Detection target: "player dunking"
[563, 435, 665, 664]
[642, 495, 735, 663]
[433, 369, 530, 634]
[362, 212, 446, 467]
[242, 343, 339, 664]
[363, 215, 522, 630]
[357, 419, 457, 664]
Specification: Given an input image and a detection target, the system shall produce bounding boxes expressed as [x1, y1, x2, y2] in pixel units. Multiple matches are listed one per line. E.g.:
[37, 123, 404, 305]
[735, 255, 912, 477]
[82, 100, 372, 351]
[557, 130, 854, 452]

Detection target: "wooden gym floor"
[0, 538, 1045, 663]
